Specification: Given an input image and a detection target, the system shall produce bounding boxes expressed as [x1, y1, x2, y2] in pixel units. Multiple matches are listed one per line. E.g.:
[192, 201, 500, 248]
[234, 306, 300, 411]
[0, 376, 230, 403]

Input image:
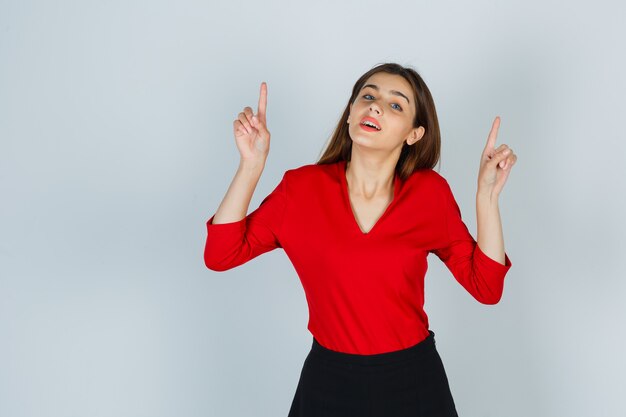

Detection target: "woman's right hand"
[233, 82, 271, 164]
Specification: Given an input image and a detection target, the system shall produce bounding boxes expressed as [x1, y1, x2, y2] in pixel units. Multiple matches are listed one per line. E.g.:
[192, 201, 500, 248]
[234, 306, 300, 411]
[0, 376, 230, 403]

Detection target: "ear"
[405, 126, 425, 145]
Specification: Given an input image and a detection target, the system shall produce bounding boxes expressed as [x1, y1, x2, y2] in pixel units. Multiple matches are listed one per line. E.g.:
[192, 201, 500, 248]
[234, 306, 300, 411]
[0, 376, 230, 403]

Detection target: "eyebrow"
[361, 84, 410, 105]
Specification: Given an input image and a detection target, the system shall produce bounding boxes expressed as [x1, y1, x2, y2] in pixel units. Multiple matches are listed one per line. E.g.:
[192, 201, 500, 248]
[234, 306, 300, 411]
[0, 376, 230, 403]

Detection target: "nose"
[369, 103, 381, 114]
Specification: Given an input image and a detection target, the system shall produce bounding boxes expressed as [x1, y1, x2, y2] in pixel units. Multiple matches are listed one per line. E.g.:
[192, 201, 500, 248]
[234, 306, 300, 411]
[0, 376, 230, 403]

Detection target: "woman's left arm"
[476, 116, 518, 265]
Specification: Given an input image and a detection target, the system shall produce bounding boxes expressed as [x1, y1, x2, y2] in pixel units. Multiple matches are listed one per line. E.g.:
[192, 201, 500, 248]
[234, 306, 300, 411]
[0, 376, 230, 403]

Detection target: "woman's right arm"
[204, 82, 287, 271]
[211, 159, 266, 225]
[213, 81, 270, 225]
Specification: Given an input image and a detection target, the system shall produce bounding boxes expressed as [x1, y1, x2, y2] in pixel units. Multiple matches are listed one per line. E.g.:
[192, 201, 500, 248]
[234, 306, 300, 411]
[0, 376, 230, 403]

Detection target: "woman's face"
[348, 72, 424, 152]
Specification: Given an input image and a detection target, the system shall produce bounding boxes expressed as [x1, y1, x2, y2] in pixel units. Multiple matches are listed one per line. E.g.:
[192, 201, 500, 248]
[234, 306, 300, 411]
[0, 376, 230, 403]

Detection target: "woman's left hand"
[477, 116, 517, 199]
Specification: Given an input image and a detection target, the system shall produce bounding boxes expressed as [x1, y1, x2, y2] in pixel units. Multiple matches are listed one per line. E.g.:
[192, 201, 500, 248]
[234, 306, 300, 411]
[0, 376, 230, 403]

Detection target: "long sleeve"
[430, 178, 512, 304]
[203, 171, 288, 271]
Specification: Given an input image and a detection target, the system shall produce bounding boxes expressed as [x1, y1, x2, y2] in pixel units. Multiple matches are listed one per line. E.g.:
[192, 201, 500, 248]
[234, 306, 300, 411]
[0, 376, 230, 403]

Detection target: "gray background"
[1, 0, 624, 416]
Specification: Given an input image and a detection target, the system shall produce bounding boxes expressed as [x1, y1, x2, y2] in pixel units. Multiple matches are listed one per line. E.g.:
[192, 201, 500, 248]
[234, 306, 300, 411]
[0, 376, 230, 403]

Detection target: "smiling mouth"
[360, 118, 381, 131]
[360, 123, 380, 132]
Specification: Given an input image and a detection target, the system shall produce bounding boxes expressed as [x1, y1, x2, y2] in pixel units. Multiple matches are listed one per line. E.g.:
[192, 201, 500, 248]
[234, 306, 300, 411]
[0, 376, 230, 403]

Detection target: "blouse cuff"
[474, 244, 512, 273]
[206, 214, 247, 233]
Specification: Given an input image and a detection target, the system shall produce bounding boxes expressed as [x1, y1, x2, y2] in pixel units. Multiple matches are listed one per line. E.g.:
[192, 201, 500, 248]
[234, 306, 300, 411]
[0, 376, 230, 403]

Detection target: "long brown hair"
[316, 62, 442, 180]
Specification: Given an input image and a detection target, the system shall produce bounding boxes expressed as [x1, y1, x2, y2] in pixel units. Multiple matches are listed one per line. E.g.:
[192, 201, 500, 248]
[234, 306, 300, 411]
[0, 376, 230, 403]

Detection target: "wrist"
[239, 157, 266, 173]
[476, 188, 498, 206]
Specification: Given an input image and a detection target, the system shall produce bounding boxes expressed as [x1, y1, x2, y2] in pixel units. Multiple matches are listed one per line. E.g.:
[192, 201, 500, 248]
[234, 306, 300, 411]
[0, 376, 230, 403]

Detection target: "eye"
[362, 94, 402, 111]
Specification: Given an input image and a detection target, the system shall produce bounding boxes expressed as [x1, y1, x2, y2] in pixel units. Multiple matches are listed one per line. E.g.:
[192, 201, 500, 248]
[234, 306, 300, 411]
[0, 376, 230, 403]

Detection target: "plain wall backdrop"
[1, 0, 625, 416]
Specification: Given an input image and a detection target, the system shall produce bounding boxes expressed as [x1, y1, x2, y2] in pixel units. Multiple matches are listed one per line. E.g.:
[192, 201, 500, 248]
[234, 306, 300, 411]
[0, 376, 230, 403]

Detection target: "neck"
[345, 158, 396, 199]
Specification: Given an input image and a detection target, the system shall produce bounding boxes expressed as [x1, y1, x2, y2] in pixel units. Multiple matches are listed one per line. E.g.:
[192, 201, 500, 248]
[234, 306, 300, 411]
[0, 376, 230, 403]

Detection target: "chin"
[351, 137, 386, 151]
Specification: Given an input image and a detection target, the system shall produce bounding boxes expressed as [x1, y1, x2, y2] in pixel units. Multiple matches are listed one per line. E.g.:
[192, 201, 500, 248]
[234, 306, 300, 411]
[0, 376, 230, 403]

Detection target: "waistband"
[310, 330, 437, 366]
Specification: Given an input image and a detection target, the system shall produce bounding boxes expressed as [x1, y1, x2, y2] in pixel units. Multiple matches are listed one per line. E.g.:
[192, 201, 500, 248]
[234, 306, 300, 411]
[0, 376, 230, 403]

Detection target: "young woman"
[204, 62, 516, 417]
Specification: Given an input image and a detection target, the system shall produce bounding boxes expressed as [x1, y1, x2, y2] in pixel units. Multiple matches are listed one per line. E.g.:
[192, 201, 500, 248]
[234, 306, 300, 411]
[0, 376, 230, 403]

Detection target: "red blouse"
[204, 160, 512, 355]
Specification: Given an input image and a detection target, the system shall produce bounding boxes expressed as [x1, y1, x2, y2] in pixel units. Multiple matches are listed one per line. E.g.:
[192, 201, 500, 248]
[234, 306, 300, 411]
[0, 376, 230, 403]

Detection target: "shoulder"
[278, 162, 341, 205]
[283, 161, 339, 184]
[424, 169, 450, 188]
[404, 167, 450, 192]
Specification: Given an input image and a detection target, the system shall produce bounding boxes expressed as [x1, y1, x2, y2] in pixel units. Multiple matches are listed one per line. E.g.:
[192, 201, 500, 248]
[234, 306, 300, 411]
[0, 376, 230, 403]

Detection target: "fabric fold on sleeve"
[430, 178, 512, 304]
[203, 171, 288, 271]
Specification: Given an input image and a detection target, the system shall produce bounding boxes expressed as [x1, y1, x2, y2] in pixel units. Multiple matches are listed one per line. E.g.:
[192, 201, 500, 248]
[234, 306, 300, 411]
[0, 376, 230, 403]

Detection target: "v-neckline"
[338, 160, 401, 236]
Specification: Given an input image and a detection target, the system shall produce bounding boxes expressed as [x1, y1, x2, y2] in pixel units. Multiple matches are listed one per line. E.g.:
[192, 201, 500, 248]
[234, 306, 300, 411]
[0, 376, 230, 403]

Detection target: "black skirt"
[288, 330, 459, 417]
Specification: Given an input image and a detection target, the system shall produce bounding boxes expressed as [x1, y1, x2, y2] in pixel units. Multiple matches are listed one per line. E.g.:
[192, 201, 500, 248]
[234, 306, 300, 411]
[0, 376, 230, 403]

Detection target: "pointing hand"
[233, 82, 271, 163]
[477, 116, 517, 198]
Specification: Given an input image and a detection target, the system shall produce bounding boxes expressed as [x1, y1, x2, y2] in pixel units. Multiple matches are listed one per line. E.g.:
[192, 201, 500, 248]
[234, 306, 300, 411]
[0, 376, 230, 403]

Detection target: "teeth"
[361, 120, 380, 130]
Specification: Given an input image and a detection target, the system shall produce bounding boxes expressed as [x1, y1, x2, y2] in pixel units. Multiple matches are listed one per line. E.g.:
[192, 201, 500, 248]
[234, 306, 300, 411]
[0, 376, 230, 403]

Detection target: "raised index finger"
[257, 82, 267, 121]
[484, 116, 500, 153]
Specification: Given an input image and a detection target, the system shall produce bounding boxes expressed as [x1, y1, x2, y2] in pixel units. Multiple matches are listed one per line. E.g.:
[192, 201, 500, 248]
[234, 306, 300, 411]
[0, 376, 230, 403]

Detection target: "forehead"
[364, 72, 412, 94]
